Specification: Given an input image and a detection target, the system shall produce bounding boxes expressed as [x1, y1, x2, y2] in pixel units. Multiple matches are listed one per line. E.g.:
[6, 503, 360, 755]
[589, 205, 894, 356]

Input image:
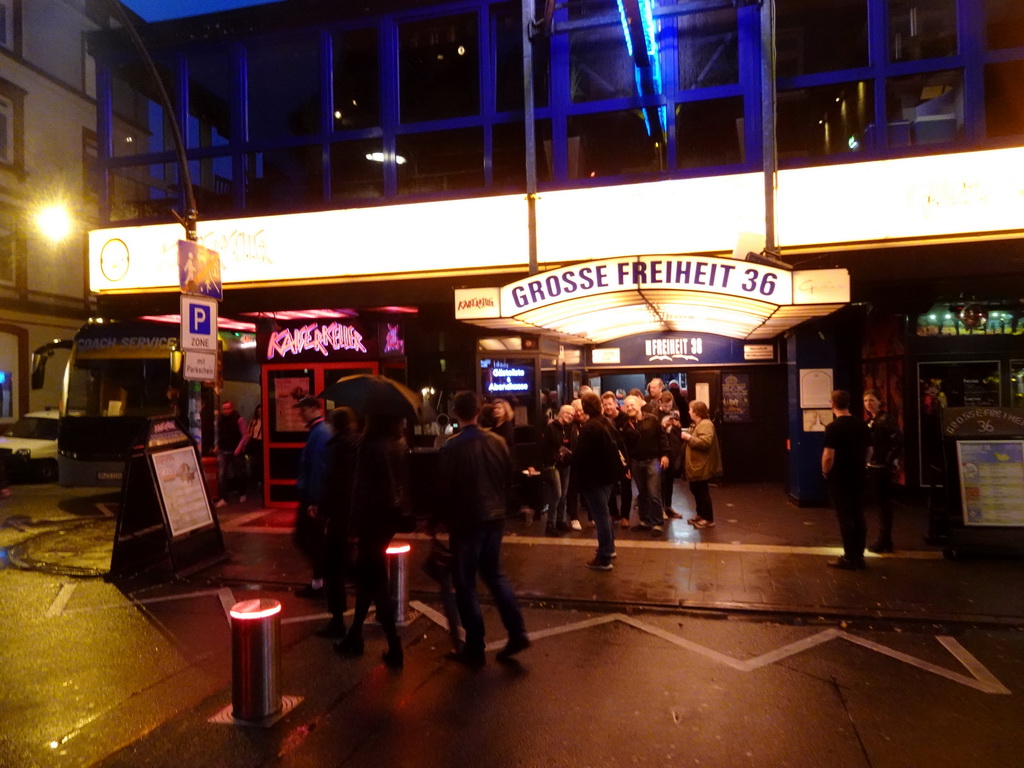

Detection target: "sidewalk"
[204, 482, 1024, 626]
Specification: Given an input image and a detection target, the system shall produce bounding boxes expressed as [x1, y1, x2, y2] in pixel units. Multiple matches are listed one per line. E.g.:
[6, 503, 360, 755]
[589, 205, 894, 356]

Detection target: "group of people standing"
[292, 391, 530, 670]
[540, 378, 723, 570]
[212, 400, 263, 508]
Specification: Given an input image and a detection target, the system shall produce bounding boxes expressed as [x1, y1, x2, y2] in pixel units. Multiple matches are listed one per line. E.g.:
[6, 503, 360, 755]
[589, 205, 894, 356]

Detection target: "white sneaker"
[570, 520, 583, 531]
[239, 495, 247, 503]
[214, 498, 227, 508]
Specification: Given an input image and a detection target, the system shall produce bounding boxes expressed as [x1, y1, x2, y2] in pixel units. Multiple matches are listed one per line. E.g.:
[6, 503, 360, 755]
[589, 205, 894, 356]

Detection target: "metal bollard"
[230, 598, 282, 722]
[386, 543, 411, 626]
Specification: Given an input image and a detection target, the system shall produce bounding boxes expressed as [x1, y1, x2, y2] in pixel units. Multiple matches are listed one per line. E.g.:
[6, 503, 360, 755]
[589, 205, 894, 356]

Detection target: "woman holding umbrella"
[333, 383, 413, 668]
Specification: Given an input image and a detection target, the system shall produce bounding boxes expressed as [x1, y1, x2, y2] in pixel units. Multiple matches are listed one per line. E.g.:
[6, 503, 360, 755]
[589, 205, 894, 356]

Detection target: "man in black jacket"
[622, 395, 670, 535]
[437, 391, 530, 667]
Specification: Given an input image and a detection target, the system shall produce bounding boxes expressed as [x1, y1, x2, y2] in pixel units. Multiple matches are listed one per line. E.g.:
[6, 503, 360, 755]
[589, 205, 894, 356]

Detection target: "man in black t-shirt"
[822, 390, 870, 570]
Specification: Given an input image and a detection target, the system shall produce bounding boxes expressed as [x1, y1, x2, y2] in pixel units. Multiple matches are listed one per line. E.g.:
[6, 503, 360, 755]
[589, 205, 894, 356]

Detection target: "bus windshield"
[65, 356, 175, 418]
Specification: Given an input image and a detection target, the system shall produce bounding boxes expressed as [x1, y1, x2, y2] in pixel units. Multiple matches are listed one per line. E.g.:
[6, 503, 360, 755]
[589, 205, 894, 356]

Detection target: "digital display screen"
[482, 359, 534, 396]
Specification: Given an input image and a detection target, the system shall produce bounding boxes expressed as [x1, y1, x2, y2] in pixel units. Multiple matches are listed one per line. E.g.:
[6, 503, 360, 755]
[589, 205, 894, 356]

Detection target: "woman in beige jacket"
[680, 400, 723, 529]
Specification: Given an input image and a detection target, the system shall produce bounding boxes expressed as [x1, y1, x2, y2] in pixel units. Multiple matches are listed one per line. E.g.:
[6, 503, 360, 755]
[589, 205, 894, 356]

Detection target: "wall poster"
[151, 446, 214, 536]
[799, 368, 833, 408]
[956, 440, 1024, 527]
[721, 373, 751, 423]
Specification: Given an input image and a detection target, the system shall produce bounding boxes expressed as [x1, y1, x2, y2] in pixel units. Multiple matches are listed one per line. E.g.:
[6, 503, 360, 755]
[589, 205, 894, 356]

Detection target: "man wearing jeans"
[621, 395, 669, 535]
[437, 391, 529, 667]
[573, 392, 621, 570]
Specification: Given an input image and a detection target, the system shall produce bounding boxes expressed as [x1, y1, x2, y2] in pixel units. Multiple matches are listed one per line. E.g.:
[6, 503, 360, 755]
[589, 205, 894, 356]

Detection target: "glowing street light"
[35, 203, 73, 242]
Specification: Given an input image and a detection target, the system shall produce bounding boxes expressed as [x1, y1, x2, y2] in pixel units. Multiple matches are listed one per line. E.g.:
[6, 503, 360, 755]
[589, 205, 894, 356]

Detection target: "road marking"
[94, 503, 116, 518]
[217, 588, 236, 622]
[45, 583, 77, 617]
[411, 609, 1010, 694]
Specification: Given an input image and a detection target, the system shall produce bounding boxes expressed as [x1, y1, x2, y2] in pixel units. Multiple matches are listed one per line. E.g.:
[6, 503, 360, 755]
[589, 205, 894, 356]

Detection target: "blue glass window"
[399, 14, 480, 123]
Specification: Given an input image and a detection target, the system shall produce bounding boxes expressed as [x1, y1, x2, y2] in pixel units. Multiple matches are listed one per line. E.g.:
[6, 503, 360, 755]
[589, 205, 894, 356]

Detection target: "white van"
[0, 411, 60, 482]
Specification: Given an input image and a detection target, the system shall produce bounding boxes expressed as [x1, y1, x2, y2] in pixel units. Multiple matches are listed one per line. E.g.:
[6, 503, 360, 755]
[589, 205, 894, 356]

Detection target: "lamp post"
[102, 0, 208, 449]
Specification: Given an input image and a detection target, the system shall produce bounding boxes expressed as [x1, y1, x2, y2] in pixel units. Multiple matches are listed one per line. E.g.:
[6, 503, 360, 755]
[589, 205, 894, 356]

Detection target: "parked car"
[0, 411, 60, 482]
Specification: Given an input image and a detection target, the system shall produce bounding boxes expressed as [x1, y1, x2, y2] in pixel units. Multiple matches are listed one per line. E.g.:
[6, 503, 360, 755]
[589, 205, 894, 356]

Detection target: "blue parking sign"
[189, 303, 211, 335]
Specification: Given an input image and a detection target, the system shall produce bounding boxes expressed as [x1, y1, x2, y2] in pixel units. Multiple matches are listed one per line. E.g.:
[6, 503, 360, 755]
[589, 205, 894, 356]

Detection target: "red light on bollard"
[386, 544, 411, 555]
[230, 600, 282, 621]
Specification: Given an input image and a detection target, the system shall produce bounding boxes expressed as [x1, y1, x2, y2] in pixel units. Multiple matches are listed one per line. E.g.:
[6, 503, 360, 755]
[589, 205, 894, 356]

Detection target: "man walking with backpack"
[573, 392, 626, 570]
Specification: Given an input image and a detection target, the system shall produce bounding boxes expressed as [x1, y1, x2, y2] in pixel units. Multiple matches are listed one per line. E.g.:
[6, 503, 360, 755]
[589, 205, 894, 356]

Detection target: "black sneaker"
[545, 526, 562, 538]
[294, 584, 326, 599]
[382, 647, 404, 668]
[631, 523, 652, 532]
[651, 524, 664, 536]
[334, 635, 364, 657]
[585, 557, 613, 571]
[496, 635, 531, 661]
[867, 542, 894, 554]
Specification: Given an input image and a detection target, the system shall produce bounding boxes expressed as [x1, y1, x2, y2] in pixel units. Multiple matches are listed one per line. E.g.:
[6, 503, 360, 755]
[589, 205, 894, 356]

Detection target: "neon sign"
[384, 323, 405, 354]
[267, 322, 367, 359]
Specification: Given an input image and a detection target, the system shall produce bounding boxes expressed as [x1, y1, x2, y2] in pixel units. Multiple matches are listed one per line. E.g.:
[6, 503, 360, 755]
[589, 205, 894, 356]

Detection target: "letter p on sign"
[190, 304, 210, 335]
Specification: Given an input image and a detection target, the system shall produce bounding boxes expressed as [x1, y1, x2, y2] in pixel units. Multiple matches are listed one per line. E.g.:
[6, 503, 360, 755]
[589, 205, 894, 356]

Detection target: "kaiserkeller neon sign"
[267, 322, 367, 359]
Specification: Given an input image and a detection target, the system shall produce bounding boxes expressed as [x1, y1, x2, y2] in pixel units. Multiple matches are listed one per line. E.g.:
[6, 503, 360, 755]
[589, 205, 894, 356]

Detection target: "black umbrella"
[318, 374, 421, 420]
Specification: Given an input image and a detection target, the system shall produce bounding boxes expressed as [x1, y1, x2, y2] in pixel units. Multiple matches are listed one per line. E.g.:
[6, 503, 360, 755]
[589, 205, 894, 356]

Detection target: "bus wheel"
[37, 460, 59, 483]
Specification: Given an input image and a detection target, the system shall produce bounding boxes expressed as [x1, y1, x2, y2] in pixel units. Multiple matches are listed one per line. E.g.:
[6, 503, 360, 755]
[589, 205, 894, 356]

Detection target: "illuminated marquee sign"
[267, 322, 367, 360]
[591, 333, 776, 367]
[502, 256, 792, 314]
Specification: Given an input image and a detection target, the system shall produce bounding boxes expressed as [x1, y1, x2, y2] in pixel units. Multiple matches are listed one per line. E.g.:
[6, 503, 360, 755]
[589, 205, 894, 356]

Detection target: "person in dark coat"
[314, 406, 360, 639]
[541, 404, 576, 536]
[294, 396, 331, 598]
[334, 411, 409, 668]
[601, 391, 633, 528]
[822, 390, 871, 570]
[573, 392, 623, 570]
[621, 394, 670, 535]
[864, 389, 901, 553]
[657, 391, 685, 519]
[437, 391, 529, 667]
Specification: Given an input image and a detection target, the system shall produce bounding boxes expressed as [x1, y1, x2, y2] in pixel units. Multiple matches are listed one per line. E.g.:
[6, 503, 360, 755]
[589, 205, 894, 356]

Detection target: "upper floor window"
[776, 0, 868, 77]
[0, 2, 12, 52]
[984, 0, 1024, 50]
[332, 27, 380, 131]
[399, 14, 479, 123]
[889, 0, 957, 62]
[678, 6, 739, 90]
[0, 95, 12, 165]
[111, 61, 177, 158]
[568, 1, 633, 104]
[0, 78, 24, 170]
[188, 51, 234, 148]
[0, 208, 15, 286]
[247, 35, 321, 142]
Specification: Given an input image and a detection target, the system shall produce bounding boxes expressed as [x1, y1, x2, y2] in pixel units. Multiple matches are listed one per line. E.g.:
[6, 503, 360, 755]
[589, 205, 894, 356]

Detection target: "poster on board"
[151, 446, 214, 536]
[956, 440, 1024, 527]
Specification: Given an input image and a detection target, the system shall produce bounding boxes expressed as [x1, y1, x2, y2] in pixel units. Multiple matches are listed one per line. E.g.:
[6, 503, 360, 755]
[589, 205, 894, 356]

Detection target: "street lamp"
[34, 202, 73, 243]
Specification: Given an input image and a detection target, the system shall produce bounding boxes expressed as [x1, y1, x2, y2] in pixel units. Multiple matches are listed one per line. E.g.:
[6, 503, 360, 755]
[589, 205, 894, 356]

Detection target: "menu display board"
[151, 446, 214, 536]
[956, 440, 1024, 527]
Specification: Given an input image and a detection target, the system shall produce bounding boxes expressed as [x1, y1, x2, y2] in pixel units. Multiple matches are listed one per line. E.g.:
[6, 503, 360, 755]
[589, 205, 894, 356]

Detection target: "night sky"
[122, 0, 280, 22]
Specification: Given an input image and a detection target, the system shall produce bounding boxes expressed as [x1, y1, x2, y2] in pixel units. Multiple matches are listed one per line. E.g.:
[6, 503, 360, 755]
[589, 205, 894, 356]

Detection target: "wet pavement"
[9, 481, 1024, 625]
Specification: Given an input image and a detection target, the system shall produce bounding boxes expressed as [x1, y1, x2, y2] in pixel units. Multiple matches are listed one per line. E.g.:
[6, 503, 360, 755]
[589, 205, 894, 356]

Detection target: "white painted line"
[936, 636, 1013, 695]
[45, 583, 77, 618]
[736, 628, 844, 671]
[62, 588, 229, 614]
[94, 503, 116, 518]
[411, 606, 1010, 693]
[217, 588, 236, 623]
[410, 600, 453, 632]
[281, 611, 333, 626]
[841, 633, 1011, 695]
[617, 614, 751, 670]
[484, 613, 621, 652]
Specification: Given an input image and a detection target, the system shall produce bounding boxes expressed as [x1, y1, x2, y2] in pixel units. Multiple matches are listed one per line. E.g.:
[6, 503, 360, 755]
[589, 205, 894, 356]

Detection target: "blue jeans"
[581, 483, 615, 560]
[450, 521, 526, 653]
[543, 465, 570, 526]
[631, 458, 663, 526]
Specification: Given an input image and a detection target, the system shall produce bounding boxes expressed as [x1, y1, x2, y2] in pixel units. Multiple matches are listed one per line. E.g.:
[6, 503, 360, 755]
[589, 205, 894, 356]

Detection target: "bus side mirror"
[30, 352, 50, 390]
